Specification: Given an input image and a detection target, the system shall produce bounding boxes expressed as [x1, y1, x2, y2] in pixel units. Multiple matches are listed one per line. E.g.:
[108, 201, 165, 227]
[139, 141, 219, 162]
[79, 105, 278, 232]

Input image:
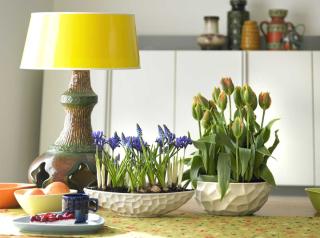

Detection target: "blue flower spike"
[136, 124, 143, 137]
[163, 124, 176, 144]
[92, 131, 107, 149]
[175, 135, 192, 149]
[107, 132, 121, 151]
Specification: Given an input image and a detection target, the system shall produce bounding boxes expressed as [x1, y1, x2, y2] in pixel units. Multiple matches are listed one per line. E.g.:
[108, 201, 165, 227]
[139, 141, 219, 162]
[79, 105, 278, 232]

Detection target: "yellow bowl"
[14, 188, 77, 215]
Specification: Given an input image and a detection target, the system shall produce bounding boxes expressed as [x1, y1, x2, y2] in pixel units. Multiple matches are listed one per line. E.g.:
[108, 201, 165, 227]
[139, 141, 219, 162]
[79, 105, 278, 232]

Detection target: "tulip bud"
[197, 93, 209, 109]
[259, 92, 272, 110]
[212, 87, 221, 103]
[233, 86, 244, 108]
[241, 84, 257, 109]
[192, 96, 204, 121]
[217, 91, 227, 111]
[221, 77, 234, 96]
[209, 100, 217, 111]
[241, 84, 252, 106]
[251, 91, 258, 111]
[202, 110, 212, 129]
[232, 117, 244, 139]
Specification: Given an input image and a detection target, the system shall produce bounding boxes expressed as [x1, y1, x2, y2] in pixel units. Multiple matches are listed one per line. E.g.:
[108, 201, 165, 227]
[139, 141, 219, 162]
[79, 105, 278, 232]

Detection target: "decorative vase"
[197, 16, 226, 50]
[195, 181, 272, 216]
[227, 0, 250, 50]
[241, 20, 261, 50]
[283, 24, 305, 50]
[84, 188, 194, 217]
[260, 9, 294, 50]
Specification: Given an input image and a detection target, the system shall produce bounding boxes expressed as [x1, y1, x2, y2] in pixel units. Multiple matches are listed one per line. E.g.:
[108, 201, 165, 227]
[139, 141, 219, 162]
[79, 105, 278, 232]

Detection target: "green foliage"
[189, 80, 280, 199]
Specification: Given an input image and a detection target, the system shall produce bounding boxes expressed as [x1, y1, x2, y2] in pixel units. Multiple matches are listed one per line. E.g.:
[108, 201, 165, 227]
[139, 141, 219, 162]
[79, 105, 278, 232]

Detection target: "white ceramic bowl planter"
[84, 188, 194, 217]
[195, 181, 272, 216]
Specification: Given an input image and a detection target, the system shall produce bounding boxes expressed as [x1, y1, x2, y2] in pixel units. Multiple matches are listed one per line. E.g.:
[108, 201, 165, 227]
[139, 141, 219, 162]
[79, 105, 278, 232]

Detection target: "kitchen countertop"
[0, 195, 319, 238]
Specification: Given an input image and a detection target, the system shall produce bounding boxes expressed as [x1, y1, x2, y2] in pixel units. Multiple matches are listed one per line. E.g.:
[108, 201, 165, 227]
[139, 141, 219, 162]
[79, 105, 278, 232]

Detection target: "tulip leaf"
[266, 130, 280, 158]
[182, 168, 190, 181]
[265, 118, 280, 130]
[194, 135, 216, 144]
[217, 153, 231, 199]
[216, 132, 236, 153]
[198, 174, 218, 182]
[207, 143, 217, 175]
[190, 155, 205, 188]
[260, 165, 276, 186]
[247, 144, 256, 181]
[239, 147, 251, 177]
[257, 146, 272, 157]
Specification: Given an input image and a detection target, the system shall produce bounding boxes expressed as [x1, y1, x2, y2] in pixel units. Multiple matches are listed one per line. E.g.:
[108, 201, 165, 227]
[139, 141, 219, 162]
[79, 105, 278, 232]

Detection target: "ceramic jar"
[227, 0, 250, 50]
[260, 9, 294, 50]
[241, 20, 260, 50]
[197, 16, 226, 50]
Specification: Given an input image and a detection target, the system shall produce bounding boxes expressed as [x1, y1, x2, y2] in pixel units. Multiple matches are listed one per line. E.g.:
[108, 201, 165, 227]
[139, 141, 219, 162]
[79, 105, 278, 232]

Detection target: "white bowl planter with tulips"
[84, 125, 194, 217]
[188, 78, 279, 216]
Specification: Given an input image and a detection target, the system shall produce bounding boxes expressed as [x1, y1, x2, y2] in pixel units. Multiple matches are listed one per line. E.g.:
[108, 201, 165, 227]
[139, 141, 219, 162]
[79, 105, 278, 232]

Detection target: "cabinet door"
[40, 70, 108, 153]
[247, 51, 314, 186]
[175, 51, 243, 143]
[313, 52, 320, 186]
[110, 51, 175, 142]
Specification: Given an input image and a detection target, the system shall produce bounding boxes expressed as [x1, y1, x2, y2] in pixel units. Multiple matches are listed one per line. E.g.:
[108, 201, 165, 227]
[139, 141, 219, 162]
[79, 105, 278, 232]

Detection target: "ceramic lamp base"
[28, 151, 96, 190]
[28, 70, 97, 190]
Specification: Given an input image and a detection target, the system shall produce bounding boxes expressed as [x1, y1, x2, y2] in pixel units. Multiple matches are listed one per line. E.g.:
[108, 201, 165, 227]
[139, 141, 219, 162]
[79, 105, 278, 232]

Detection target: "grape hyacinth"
[175, 136, 192, 149]
[136, 124, 143, 137]
[163, 125, 176, 145]
[156, 125, 166, 147]
[121, 134, 148, 153]
[106, 132, 121, 151]
[92, 131, 106, 149]
[93, 124, 194, 192]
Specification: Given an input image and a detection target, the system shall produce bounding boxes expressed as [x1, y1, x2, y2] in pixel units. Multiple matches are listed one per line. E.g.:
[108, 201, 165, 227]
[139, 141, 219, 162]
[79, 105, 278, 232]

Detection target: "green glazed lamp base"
[28, 70, 97, 190]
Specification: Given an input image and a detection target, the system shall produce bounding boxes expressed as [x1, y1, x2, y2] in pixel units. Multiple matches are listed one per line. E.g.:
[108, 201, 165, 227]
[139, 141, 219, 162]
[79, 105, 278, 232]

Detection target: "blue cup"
[62, 193, 98, 223]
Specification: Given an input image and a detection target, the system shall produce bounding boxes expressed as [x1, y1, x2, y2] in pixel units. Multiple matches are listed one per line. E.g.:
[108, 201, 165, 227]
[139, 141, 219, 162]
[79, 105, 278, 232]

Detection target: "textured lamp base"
[28, 151, 96, 190]
[28, 70, 97, 190]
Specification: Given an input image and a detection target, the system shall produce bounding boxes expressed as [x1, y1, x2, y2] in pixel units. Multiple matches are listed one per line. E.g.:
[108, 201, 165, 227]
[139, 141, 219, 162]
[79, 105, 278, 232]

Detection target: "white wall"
[0, 0, 53, 182]
[53, 0, 320, 35]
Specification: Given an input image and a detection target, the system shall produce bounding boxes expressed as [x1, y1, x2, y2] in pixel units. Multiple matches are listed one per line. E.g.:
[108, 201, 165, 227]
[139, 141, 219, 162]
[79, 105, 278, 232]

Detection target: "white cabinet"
[247, 51, 314, 186]
[313, 52, 320, 186]
[110, 51, 175, 142]
[40, 70, 108, 153]
[175, 51, 243, 141]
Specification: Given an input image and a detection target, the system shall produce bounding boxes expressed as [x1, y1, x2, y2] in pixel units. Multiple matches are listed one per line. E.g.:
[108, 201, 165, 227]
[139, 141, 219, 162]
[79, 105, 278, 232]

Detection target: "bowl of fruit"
[14, 182, 76, 215]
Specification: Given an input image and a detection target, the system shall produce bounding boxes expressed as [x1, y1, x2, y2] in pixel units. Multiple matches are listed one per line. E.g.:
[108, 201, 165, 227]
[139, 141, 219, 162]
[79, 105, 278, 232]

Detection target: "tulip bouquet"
[92, 124, 192, 193]
[189, 78, 279, 198]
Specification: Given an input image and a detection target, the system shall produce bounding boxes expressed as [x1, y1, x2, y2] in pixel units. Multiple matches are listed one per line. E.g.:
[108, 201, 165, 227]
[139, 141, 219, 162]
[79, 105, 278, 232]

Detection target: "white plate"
[13, 213, 105, 234]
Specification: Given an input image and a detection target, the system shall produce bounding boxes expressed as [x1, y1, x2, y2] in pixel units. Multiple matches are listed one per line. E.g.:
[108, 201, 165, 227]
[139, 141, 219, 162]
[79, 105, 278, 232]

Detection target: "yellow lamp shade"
[20, 12, 140, 69]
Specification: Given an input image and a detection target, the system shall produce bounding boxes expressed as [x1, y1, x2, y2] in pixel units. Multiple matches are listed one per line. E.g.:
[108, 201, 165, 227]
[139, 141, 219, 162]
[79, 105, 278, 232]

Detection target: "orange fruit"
[44, 182, 70, 195]
[24, 188, 45, 196]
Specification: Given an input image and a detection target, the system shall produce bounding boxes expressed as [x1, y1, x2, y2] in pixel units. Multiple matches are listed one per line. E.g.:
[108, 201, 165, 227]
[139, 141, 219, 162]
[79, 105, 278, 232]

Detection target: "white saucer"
[13, 213, 105, 234]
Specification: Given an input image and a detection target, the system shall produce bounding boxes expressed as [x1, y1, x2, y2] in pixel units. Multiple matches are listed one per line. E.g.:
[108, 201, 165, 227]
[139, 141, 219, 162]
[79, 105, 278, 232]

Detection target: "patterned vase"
[197, 16, 226, 50]
[260, 9, 294, 50]
[227, 0, 250, 50]
[241, 20, 260, 50]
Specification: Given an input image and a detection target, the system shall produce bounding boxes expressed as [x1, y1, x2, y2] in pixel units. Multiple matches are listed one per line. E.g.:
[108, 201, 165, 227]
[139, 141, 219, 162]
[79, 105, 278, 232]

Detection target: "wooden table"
[0, 195, 319, 238]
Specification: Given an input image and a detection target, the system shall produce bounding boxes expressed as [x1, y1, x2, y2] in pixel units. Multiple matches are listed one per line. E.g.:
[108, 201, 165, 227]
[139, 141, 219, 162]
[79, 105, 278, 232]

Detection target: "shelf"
[138, 35, 320, 51]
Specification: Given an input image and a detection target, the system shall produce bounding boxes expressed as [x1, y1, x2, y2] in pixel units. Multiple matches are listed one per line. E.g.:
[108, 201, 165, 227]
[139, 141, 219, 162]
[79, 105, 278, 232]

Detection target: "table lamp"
[20, 13, 140, 189]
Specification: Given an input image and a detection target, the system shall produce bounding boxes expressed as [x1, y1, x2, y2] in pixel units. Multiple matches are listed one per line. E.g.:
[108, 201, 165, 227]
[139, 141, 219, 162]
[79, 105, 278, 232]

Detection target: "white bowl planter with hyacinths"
[187, 77, 280, 216]
[84, 124, 194, 217]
